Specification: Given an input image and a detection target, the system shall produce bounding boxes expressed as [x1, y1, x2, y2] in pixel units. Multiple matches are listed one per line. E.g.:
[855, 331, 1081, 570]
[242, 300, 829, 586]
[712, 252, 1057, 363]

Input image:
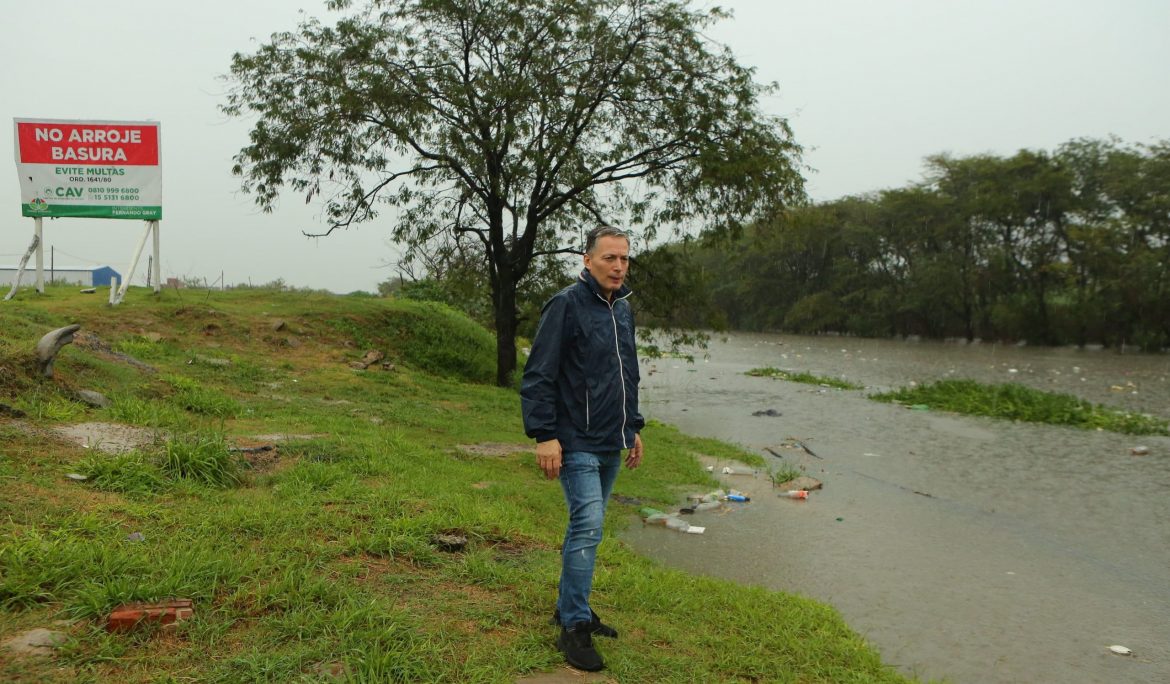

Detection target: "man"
[520, 225, 645, 672]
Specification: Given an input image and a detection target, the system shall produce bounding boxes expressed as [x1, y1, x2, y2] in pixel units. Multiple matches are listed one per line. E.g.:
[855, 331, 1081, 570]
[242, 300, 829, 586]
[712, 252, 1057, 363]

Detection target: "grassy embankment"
[1, 286, 909, 683]
[747, 367, 1167, 436]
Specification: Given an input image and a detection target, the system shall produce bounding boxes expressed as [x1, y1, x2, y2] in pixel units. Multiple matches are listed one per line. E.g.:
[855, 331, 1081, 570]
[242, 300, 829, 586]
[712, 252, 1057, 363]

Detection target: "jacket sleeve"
[520, 294, 569, 442]
[627, 307, 646, 434]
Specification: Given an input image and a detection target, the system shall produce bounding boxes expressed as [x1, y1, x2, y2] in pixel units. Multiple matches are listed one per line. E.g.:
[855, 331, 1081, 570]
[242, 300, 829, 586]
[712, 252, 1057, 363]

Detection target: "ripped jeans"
[557, 450, 621, 627]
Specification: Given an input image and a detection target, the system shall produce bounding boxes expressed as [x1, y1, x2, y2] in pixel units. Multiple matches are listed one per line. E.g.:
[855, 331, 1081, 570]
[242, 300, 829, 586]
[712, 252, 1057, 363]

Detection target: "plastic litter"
[1108, 645, 1132, 656]
[64, 473, 88, 481]
[723, 493, 750, 502]
[721, 466, 756, 475]
[779, 490, 809, 500]
[641, 506, 708, 534]
[1130, 446, 1150, 456]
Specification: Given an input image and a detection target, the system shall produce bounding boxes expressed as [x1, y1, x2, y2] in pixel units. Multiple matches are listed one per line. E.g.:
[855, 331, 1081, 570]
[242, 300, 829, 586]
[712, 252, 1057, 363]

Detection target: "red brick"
[106, 599, 194, 632]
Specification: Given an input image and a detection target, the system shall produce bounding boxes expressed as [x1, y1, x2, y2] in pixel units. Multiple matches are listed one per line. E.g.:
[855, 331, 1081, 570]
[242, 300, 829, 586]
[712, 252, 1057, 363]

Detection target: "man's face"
[583, 235, 630, 297]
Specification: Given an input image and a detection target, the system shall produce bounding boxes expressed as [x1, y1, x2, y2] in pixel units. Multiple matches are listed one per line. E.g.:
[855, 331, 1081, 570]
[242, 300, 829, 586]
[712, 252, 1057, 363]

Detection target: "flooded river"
[624, 333, 1170, 683]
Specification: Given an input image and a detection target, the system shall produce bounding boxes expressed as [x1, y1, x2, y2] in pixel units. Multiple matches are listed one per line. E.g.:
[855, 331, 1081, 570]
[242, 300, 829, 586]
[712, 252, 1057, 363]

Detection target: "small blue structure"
[87, 266, 120, 287]
[0, 265, 122, 287]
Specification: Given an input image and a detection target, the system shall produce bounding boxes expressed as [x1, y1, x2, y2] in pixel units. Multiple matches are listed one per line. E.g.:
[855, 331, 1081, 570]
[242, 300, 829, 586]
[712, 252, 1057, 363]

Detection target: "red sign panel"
[16, 121, 159, 166]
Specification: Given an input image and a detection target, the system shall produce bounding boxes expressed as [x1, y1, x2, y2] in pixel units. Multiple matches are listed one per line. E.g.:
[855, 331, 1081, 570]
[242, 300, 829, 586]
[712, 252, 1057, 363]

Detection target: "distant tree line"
[638, 137, 1170, 351]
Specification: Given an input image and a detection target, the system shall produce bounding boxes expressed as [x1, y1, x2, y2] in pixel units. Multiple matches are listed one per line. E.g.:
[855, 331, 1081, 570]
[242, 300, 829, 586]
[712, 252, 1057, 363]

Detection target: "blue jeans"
[557, 450, 621, 627]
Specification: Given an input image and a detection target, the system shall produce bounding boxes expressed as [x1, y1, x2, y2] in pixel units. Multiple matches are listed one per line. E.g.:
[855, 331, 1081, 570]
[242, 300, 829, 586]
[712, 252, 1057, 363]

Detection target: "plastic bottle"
[779, 490, 809, 500]
[664, 516, 691, 532]
[640, 507, 671, 524]
[694, 501, 722, 512]
[723, 493, 750, 502]
[700, 489, 725, 504]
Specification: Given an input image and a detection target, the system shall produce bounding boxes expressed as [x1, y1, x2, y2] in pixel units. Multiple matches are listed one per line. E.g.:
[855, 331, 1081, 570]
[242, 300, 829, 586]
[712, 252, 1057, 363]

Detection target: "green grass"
[0, 284, 910, 683]
[871, 378, 1169, 436]
[746, 366, 864, 390]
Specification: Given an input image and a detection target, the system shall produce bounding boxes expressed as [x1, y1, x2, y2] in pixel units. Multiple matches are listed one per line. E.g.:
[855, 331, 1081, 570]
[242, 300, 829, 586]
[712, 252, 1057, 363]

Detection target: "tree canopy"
[224, 0, 805, 385]
[646, 137, 1170, 351]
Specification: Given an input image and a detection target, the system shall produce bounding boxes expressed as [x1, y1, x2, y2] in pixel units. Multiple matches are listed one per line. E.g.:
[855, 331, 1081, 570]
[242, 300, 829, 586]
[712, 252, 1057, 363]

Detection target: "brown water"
[625, 334, 1170, 683]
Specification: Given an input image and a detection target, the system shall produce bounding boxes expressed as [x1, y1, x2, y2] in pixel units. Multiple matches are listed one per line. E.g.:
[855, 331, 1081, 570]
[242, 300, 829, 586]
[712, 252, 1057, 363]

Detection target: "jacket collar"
[578, 268, 632, 303]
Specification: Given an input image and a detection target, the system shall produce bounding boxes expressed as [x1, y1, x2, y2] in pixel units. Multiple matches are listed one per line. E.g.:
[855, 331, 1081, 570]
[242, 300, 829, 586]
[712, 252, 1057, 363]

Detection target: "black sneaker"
[557, 621, 605, 672]
[550, 608, 619, 638]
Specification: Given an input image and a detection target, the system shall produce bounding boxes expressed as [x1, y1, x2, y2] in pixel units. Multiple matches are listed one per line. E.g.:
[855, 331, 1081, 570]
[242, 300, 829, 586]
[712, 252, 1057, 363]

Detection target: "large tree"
[224, 0, 804, 385]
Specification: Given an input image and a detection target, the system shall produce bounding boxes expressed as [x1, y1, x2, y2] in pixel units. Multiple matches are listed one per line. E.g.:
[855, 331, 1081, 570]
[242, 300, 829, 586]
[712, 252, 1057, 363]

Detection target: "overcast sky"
[3, 1, 1167, 293]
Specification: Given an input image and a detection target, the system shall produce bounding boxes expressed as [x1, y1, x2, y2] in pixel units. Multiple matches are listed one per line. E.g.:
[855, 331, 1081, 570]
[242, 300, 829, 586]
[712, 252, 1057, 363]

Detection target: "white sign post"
[12, 118, 162, 303]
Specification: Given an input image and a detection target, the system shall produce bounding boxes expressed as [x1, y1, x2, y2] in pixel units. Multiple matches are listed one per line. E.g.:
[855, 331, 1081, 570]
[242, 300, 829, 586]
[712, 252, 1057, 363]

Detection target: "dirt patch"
[72, 332, 156, 374]
[51, 422, 162, 454]
[456, 443, 531, 458]
[249, 433, 324, 443]
[1, 628, 67, 658]
[515, 668, 614, 684]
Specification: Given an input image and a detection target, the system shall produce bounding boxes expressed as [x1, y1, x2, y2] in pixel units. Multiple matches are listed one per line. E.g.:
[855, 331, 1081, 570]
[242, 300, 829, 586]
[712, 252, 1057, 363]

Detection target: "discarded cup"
[779, 490, 809, 500]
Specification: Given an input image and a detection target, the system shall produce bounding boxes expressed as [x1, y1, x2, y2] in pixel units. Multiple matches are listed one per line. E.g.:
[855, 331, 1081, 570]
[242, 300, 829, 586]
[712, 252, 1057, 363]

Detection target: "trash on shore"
[1130, 446, 1150, 456]
[721, 465, 756, 476]
[778, 490, 809, 500]
[64, 473, 88, 482]
[1108, 645, 1132, 656]
[639, 507, 705, 533]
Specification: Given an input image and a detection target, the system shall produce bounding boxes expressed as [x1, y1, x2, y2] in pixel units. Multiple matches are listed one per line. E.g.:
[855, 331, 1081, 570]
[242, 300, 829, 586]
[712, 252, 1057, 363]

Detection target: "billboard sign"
[14, 118, 161, 220]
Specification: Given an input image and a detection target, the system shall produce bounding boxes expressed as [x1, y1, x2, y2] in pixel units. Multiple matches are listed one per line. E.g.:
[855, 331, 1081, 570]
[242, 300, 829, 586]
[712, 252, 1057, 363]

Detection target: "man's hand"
[536, 438, 563, 480]
[625, 433, 643, 469]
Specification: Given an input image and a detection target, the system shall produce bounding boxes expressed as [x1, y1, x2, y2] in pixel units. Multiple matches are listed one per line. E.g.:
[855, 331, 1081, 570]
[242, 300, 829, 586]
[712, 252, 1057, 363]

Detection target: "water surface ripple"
[625, 334, 1169, 683]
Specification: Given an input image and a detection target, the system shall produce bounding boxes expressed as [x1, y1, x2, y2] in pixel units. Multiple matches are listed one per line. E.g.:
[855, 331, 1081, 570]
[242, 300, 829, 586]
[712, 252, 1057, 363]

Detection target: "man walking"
[521, 225, 645, 672]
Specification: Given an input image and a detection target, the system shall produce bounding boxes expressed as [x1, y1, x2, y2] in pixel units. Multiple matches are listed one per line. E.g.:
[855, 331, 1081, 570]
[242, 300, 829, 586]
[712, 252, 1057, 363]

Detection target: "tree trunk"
[492, 268, 519, 388]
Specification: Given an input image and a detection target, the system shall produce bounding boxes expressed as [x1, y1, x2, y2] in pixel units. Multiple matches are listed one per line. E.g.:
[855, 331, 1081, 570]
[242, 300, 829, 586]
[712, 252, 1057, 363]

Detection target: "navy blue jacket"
[521, 269, 644, 452]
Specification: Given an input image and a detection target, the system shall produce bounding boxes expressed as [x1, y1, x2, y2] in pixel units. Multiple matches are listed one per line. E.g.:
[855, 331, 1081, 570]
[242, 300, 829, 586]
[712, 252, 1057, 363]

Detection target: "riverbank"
[631, 332, 1170, 683]
[0, 288, 908, 683]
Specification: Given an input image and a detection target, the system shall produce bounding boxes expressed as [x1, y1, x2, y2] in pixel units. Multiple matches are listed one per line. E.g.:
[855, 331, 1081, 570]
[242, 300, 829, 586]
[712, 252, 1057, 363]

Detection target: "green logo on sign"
[28, 197, 49, 213]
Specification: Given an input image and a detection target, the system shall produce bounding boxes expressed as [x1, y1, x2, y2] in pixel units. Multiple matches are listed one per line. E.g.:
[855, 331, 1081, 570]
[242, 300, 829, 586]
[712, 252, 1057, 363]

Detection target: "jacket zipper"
[595, 291, 631, 449]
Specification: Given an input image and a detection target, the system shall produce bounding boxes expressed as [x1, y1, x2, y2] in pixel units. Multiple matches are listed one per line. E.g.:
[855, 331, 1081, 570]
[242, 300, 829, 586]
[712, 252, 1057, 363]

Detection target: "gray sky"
[3, 0, 1167, 293]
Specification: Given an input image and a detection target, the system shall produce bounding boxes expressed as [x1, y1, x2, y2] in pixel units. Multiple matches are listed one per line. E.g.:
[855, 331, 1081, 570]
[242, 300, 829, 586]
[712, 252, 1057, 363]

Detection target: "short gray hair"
[585, 225, 630, 254]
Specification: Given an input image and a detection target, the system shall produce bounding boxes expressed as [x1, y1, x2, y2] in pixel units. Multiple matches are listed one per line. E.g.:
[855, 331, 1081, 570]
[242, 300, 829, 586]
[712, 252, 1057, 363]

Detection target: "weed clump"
[746, 367, 863, 390]
[871, 379, 1169, 436]
[79, 432, 241, 493]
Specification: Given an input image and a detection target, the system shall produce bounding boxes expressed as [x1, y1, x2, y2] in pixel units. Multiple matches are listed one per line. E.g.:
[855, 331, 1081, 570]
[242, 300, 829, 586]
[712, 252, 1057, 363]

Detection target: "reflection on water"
[626, 333, 1170, 684]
